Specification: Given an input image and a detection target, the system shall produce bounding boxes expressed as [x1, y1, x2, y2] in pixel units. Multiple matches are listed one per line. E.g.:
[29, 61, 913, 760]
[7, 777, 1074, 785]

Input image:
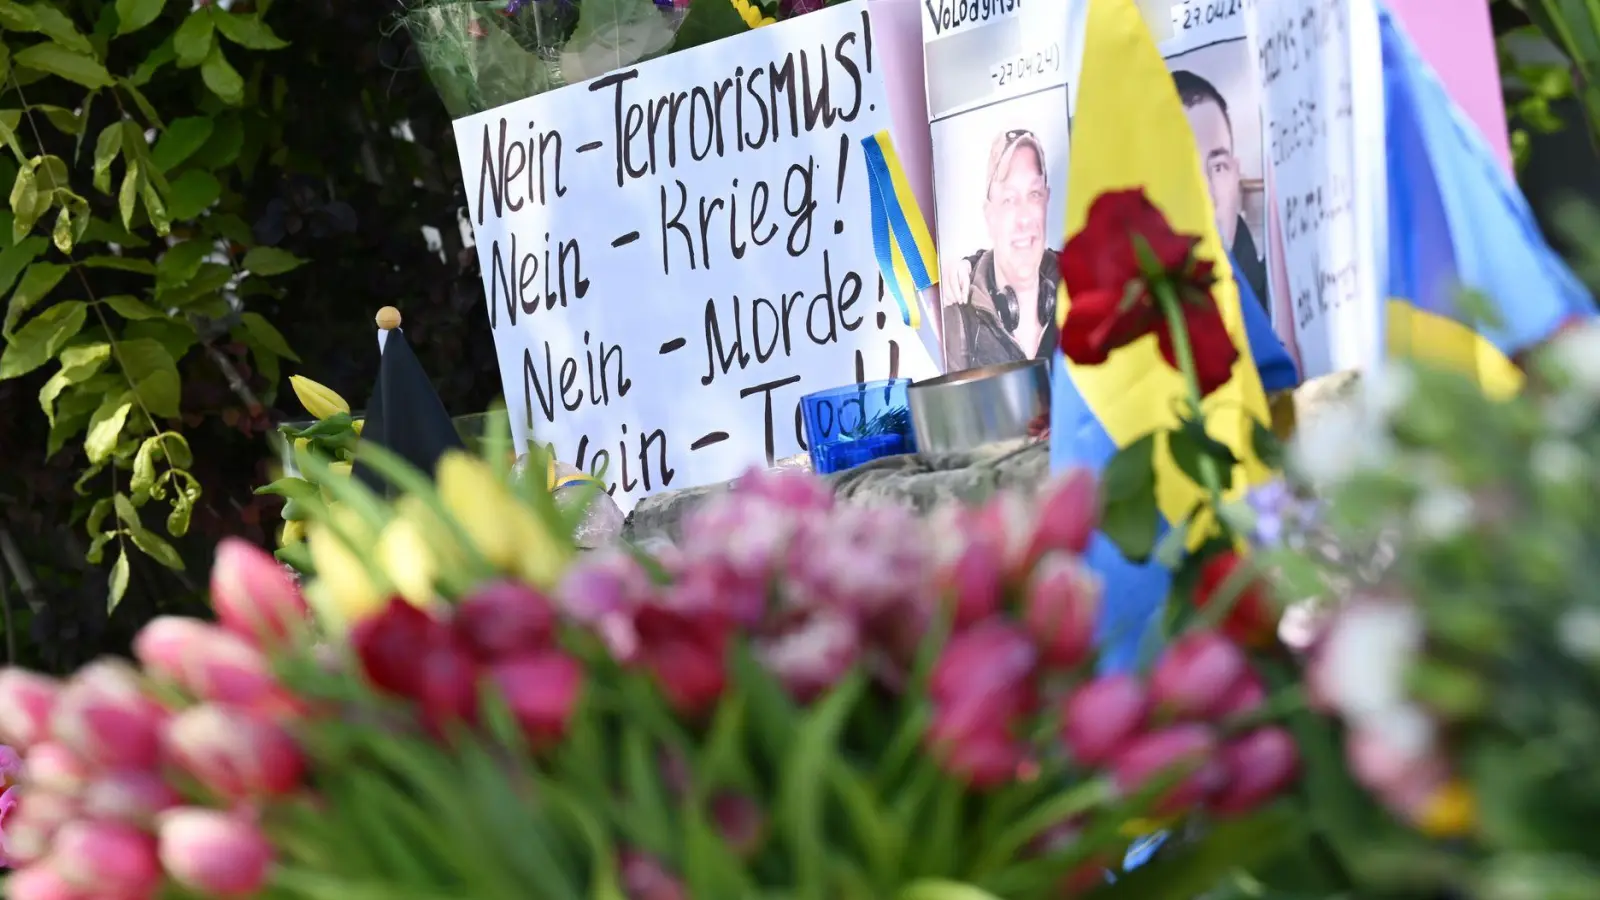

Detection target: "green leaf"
[242, 245, 303, 276]
[671, 0, 749, 51]
[82, 256, 154, 275]
[9, 166, 48, 241]
[108, 548, 130, 611]
[27, 4, 93, 53]
[164, 170, 220, 220]
[12, 43, 113, 89]
[51, 206, 73, 253]
[150, 116, 214, 172]
[3, 260, 67, 335]
[1168, 417, 1237, 493]
[0, 236, 46, 297]
[191, 115, 244, 168]
[211, 9, 287, 49]
[1251, 417, 1285, 471]
[103, 294, 162, 320]
[172, 10, 214, 68]
[0, 300, 86, 379]
[139, 177, 169, 236]
[779, 673, 865, 900]
[131, 527, 184, 569]
[1099, 432, 1162, 562]
[156, 239, 211, 288]
[118, 337, 182, 418]
[0, 1, 38, 31]
[240, 310, 299, 361]
[167, 492, 193, 538]
[200, 44, 244, 105]
[31, 105, 83, 136]
[115, 0, 165, 35]
[85, 394, 133, 463]
[1094, 806, 1303, 900]
[39, 341, 111, 424]
[896, 882, 1005, 900]
[91, 123, 123, 194]
[119, 160, 141, 230]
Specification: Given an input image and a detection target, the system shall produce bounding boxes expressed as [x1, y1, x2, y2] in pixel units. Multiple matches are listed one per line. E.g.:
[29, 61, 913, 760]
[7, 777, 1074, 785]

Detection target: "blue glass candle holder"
[800, 378, 917, 475]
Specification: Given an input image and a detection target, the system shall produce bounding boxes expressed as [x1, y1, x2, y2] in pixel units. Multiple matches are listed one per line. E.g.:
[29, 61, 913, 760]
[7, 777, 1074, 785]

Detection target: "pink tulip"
[1060, 675, 1149, 767]
[158, 808, 273, 897]
[26, 742, 91, 795]
[929, 619, 1039, 708]
[135, 618, 283, 713]
[1148, 631, 1251, 720]
[1215, 669, 1267, 719]
[211, 537, 309, 647]
[931, 508, 1005, 628]
[632, 605, 729, 718]
[453, 581, 557, 662]
[0, 743, 23, 785]
[1211, 727, 1299, 815]
[81, 770, 182, 825]
[50, 820, 162, 896]
[927, 706, 1028, 789]
[755, 609, 860, 702]
[1111, 724, 1226, 816]
[5, 864, 88, 900]
[618, 849, 689, 900]
[1022, 554, 1101, 668]
[50, 661, 167, 770]
[2, 788, 77, 866]
[0, 669, 62, 748]
[163, 705, 304, 800]
[733, 468, 834, 513]
[415, 641, 482, 731]
[487, 652, 584, 745]
[974, 493, 1032, 580]
[0, 785, 18, 863]
[710, 793, 766, 858]
[1026, 468, 1098, 563]
[1344, 725, 1442, 797]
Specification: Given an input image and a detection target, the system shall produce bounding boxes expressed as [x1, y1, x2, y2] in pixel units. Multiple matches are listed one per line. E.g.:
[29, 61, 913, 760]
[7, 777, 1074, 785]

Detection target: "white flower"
[1546, 320, 1600, 395]
[1315, 600, 1424, 722]
[1364, 702, 1437, 760]
[1367, 365, 1416, 422]
[1558, 608, 1600, 662]
[1411, 486, 1475, 542]
[1531, 440, 1587, 485]
[1292, 403, 1389, 489]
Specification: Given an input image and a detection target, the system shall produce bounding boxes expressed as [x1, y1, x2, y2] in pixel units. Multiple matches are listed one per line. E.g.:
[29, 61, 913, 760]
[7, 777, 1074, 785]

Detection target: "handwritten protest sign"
[455, 1, 938, 510]
[1244, 0, 1386, 378]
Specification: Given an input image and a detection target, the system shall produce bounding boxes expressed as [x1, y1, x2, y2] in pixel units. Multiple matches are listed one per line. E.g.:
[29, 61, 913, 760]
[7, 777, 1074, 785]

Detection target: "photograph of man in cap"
[942, 128, 1061, 371]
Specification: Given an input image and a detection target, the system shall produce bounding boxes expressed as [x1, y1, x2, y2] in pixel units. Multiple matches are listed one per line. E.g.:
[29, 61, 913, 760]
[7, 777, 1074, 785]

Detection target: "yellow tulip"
[328, 461, 352, 479]
[376, 517, 436, 606]
[437, 451, 571, 584]
[730, 0, 774, 28]
[305, 509, 384, 630]
[289, 375, 351, 421]
[280, 519, 305, 546]
[293, 437, 310, 454]
[352, 418, 365, 436]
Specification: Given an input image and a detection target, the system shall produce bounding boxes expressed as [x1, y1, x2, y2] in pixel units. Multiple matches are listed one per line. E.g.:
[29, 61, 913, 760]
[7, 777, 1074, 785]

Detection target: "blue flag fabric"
[1379, 2, 1594, 378]
[1052, 252, 1299, 675]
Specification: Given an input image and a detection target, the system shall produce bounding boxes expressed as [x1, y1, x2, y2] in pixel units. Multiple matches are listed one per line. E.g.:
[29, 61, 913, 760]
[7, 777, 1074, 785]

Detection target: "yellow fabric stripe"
[1385, 299, 1523, 399]
[1060, 0, 1273, 536]
[876, 133, 940, 281]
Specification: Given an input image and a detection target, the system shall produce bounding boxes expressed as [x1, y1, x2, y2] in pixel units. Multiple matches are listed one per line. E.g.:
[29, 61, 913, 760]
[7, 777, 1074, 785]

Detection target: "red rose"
[1194, 551, 1278, 647]
[1058, 189, 1239, 396]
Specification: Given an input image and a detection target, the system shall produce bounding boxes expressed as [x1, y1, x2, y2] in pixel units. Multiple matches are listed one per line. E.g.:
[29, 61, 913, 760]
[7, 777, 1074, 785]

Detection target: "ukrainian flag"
[1049, 0, 1298, 672]
[1379, 2, 1593, 397]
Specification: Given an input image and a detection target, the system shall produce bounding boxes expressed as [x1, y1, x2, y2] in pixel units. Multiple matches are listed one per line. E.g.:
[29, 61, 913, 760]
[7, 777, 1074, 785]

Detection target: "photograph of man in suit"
[1172, 69, 1271, 309]
[943, 128, 1061, 371]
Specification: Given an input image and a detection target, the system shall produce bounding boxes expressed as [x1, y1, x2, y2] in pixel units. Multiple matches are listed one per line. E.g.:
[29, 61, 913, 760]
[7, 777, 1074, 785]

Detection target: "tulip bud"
[929, 506, 1004, 628]
[1026, 468, 1098, 563]
[416, 642, 482, 731]
[81, 770, 182, 825]
[375, 518, 437, 606]
[26, 742, 90, 795]
[1061, 675, 1149, 767]
[50, 820, 162, 896]
[1210, 727, 1299, 815]
[1, 743, 22, 785]
[929, 620, 1039, 707]
[453, 581, 557, 662]
[158, 808, 273, 897]
[1148, 631, 1251, 720]
[756, 610, 860, 702]
[1193, 551, 1278, 647]
[1022, 554, 1101, 668]
[1111, 724, 1225, 816]
[210, 538, 310, 646]
[633, 606, 729, 718]
[0, 669, 62, 748]
[51, 662, 166, 771]
[288, 375, 350, 420]
[304, 509, 384, 630]
[487, 652, 583, 745]
[351, 598, 451, 698]
[163, 705, 304, 800]
[710, 793, 766, 858]
[3, 788, 77, 867]
[974, 493, 1032, 581]
[1215, 669, 1267, 720]
[5, 864, 87, 900]
[733, 468, 834, 512]
[928, 713, 1028, 789]
[619, 849, 689, 900]
[135, 618, 282, 713]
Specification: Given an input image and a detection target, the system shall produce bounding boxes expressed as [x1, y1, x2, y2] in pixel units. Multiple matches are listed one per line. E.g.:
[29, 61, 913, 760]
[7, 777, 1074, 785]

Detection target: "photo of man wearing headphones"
[942, 128, 1061, 372]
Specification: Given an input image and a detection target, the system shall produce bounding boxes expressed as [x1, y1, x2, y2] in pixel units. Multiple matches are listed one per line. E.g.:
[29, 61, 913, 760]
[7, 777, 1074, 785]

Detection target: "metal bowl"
[909, 358, 1051, 454]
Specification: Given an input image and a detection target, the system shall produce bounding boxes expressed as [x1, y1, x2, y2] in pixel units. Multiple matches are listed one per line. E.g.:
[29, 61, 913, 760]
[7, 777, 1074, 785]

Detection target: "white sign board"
[455, 1, 938, 510]
[1243, 0, 1387, 378]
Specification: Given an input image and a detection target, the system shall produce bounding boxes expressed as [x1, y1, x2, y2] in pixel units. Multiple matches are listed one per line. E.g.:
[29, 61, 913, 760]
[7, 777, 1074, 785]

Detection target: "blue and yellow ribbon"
[861, 131, 936, 330]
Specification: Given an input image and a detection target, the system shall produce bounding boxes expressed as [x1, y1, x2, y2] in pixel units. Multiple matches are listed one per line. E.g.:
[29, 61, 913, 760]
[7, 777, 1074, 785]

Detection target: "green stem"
[1152, 278, 1228, 521]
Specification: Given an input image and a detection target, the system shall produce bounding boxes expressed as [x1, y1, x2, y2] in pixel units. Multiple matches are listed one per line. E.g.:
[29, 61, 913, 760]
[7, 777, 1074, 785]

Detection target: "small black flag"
[354, 328, 464, 493]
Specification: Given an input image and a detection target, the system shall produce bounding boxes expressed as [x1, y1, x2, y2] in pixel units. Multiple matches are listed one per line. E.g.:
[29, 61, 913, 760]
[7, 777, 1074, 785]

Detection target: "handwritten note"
[1244, 0, 1385, 378]
[455, 1, 937, 510]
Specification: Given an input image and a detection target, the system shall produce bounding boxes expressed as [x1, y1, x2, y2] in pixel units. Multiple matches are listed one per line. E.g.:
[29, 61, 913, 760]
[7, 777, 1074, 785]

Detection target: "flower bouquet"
[403, 0, 826, 118]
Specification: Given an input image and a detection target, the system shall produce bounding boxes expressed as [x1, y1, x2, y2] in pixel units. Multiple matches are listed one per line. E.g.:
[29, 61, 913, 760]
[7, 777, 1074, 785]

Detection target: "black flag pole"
[353, 306, 465, 493]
